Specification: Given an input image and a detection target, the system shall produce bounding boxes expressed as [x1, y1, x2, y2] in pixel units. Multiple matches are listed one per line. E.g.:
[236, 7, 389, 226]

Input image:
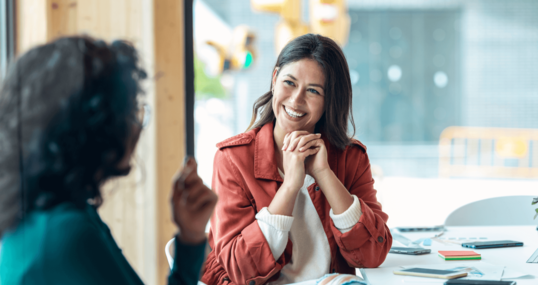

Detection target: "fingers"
[183, 180, 208, 204]
[284, 133, 321, 152]
[303, 146, 320, 157]
[282, 133, 291, 151]
[297, 135, 322, 151]
[189, 188, 218, 212]
[282, 130, 310, 151]
[171, 157, 199, 202]
[290, 133, 321, 152]
[182, 182, 218, 215]
[184, 156, 198, 173]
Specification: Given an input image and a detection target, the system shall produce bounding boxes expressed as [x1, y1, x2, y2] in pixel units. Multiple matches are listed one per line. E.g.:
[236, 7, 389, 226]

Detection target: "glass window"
[194, 0, 538, 228]
[0, 0, 14, 80]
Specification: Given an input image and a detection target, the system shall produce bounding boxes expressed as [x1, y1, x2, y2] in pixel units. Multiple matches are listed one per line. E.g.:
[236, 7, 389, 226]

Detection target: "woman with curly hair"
[0, 36, 217, 285]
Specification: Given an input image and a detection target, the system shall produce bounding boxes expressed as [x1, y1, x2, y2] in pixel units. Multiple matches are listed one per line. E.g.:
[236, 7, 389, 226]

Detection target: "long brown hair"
[247, 34, 355, 150]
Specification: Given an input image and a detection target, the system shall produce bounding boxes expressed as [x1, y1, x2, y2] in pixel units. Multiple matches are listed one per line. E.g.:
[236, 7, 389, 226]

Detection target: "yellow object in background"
[309, 0, 350, 46]
[439, 126, 538, 179]
[205, 26, 257, 74]
[251, 0, 350, 53]
[496, 137, 528, 158]
[251, 0, 308, 53]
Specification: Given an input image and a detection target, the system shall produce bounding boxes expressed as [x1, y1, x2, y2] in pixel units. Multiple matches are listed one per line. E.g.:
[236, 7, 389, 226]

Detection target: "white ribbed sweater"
[255, 172, 363, 284]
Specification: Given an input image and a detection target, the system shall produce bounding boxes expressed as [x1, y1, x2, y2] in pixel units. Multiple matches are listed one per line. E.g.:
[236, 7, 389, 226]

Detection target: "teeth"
[284, 106, 306, 118]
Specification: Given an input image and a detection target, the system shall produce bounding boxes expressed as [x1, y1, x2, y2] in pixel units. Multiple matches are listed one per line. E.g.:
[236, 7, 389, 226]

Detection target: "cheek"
[311, 98, 325, 119]
[272, 94, 279, 114]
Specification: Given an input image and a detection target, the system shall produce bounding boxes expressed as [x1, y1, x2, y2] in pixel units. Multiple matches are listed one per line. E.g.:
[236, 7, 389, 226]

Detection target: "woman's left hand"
[300, 137, 330, 178]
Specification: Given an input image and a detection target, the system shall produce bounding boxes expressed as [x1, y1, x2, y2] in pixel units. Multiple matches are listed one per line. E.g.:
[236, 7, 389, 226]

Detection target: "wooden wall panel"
[153, 0, 186, 283]
[16, 0, 48, 54]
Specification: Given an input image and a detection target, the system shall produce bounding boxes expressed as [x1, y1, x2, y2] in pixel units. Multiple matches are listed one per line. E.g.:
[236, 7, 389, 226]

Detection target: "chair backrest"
[165, 238, 175, 269]
[444, 195, 538, 226]
[439, 126, 538, 179]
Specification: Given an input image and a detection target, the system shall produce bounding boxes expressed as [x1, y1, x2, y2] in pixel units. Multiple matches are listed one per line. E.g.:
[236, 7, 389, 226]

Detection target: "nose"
[288, 88, 306, 106]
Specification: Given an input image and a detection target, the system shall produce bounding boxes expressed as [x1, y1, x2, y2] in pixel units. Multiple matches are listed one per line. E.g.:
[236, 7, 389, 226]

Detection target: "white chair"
[165, 237, 207, 285]
[444, 195, 538, 226]
[165, 237, 175, 269]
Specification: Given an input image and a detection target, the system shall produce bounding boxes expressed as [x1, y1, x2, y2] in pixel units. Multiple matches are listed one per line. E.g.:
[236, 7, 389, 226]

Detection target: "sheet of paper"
[502, 267, 535, 279]
[401, 262, 504, 281]
[287, 281, 317, 285]
[287, 274, 367, 285]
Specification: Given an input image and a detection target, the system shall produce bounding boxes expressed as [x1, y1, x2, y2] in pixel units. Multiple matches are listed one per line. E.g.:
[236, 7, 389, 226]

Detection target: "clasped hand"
[281, 131, 330, 191]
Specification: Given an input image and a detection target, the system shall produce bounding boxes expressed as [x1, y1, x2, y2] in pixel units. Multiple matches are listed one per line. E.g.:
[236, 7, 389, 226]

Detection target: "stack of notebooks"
[438, 251, 481, 261]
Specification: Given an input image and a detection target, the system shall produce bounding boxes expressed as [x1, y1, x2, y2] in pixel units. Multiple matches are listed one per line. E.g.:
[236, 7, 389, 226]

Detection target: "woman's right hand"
[170, 157, 218, 244]
[281, 131, 322, 191]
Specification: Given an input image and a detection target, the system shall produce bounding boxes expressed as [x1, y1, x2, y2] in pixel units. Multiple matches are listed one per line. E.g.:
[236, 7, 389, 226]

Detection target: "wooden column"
[152, 0, 186, 284]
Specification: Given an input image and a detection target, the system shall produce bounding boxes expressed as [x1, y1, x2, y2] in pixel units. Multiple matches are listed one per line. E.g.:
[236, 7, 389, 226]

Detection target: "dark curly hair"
[0, 36, 147, 238]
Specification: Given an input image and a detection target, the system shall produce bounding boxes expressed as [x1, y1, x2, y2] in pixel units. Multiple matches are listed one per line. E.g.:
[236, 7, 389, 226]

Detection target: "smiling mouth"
[284, 105, 306, 118]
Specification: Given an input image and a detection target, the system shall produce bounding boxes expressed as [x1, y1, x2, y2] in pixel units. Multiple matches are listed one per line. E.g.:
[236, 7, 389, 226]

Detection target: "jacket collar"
[254, 121, 283, 182]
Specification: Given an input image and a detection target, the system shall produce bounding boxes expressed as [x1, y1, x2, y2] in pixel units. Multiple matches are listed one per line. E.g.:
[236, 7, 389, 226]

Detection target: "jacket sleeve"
[329, 147, 392, 268]
[207, 149, 291, 285]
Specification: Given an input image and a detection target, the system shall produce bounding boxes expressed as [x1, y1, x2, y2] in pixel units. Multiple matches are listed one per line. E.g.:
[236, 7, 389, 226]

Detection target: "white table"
[360, 226, 538, 285]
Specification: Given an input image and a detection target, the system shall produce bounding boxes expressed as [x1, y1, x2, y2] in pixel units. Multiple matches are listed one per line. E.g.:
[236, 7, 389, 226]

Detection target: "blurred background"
[191, 0, 538, 230]
[1, 0, 537, 284]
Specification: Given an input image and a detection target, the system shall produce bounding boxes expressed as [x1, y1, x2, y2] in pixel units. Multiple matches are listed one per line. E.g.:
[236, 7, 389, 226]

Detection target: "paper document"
[400, 262, 504, 282]
[502, 267, 535, 280]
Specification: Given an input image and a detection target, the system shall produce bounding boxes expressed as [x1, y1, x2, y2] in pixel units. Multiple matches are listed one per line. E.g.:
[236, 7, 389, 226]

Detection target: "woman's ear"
[271, 67, 279, 90]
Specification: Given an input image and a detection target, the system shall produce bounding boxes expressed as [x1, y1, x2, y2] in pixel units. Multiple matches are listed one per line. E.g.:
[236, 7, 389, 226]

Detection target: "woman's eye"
[308, 88, 320, 95]
[284, 80, 295, 86]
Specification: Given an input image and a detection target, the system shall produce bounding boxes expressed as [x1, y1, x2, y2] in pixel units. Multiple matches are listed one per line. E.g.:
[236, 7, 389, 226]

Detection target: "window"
[0, 0, 15, 80]
[194, 0, 538, 228]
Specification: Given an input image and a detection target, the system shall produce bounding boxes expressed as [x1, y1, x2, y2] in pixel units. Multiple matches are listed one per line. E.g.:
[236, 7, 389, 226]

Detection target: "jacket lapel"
[254, 121, 284, 183]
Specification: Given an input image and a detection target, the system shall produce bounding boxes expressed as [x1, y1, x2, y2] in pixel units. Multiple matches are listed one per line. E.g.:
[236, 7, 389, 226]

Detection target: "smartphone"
[393, 268, 467, 279]
[390, 247, 431, 255]
[444, 280, 516, 285]
[461, 240, 523, 249]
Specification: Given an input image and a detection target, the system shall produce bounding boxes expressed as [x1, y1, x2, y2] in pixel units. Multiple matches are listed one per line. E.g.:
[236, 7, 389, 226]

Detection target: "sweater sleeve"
[329, 195, 362, 234]
[169, 238, 207, 285]
[256, 207, 294, 260]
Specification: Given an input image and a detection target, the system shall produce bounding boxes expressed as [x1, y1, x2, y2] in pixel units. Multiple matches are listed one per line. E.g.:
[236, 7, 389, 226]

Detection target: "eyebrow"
[284, 74, 324, 90]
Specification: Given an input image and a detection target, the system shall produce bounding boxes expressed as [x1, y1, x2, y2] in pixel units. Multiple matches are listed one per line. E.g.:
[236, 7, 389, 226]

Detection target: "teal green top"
[0, 203, 206, 285]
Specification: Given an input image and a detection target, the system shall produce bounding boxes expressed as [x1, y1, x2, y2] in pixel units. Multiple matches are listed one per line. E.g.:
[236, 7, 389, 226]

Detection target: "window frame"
[0, 0, 15, 79]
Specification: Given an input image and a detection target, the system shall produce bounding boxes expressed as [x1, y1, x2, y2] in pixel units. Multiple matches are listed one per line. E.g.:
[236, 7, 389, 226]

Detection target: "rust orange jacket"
[201, 122, 392, 285]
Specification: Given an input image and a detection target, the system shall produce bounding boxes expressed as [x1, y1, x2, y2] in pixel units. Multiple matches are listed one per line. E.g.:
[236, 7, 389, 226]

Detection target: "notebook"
[438, 251, 481, 260]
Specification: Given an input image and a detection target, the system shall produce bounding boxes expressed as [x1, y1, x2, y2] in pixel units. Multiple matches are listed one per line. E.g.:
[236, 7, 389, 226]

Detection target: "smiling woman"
[202, 34, 392, 285]
[248, 34, 354, 150]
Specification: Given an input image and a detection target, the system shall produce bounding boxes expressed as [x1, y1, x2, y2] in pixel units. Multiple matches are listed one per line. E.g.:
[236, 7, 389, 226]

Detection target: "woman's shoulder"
[340, 138, 370, 168]
[35, 203, 101, 244]
[216, 132, 255, 150]
[214, 128, 263, 163]
[0, 203, 101, 280]
[213, 128, 265, 174]
[345, 138, 367, 154]
[215, 128, 258, 150]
